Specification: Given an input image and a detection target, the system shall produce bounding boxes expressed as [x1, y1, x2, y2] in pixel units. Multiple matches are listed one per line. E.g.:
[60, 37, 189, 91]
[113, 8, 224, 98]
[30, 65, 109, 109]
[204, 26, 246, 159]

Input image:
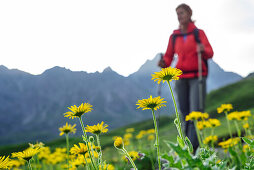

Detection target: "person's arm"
[163, 34, 175, 67]
[199, 30, 214, 59]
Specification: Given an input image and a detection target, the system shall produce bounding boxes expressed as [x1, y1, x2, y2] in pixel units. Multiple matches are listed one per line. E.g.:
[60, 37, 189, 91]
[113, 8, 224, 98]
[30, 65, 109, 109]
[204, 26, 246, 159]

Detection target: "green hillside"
[206, 77, 254, 115]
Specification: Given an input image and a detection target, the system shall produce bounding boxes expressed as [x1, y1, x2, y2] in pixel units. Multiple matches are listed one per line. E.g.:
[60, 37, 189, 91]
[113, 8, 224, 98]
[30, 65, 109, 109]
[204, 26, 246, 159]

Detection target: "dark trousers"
[175, 77, 206, 152]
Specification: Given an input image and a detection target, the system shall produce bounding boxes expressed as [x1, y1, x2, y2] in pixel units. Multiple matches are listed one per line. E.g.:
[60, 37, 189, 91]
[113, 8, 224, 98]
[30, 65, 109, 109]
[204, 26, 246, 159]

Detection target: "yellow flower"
[185, 111, 209, 121]
[59, 122, 77, 136]
[146, 129, 155, 134]
[8, 159, 25, 169]
[135, 130, 147, 139]
[218, 137, 240, 149]
[148, 134, 155, 141]
[243, 123, 250, 129]
[203, 136, 218, 144]
[70, 143, 88, 155]
[12, 147, 40, 162]
[136, 96, 166, 111]
[64, 102, 93, 119]
[114, 137, 124, 149]
[0, 156, 10, 169]
[122, 151, 139, 162]
[239, 110, 252, 120]
[217, 104, 233, 114]
[151, 67, 182, 84]
[99, 163, 115, 170]
[208, 119, 221, 127]
[126, 128, 135, 133]
[197, 121, 211, 130]
[85, 121, 108, 135]
[227, 111, 240, 120]
[124, 133, 133, 139]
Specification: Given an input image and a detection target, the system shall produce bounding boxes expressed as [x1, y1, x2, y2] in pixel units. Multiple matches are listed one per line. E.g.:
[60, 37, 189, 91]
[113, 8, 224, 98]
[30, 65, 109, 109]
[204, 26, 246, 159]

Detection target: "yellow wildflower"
[124, 133, 133, 139]
[147, 129, 155, 134]
[227, 111, 240, 120]
[185, 111, 209, 121]
[64, 102, 93, 119]
[126, 128, 135, 133]
[243, 123, 250, 129]
[114, 137, 124, 149]
[70, 143, 88, 155]
[218, 137, 240, 149]
[203, 136, 218, 144]
[217, 104, 233, 114]
[136, 96, 166, 111]
[85, 121, 108, 135]
[197, 121, 211, 130]
[239, 110, 251, 120]
[151, 67, 182, 84]
[99, 163, 115, 170]
[148, 135, 155, 141]
[59, 122, 77, 136]
[122, 151, 139, 162]
[208, 119, 221, 127]
[8, 159, 25, 169]
[0, 156, 10, 169]
[12, 147, 40, 162]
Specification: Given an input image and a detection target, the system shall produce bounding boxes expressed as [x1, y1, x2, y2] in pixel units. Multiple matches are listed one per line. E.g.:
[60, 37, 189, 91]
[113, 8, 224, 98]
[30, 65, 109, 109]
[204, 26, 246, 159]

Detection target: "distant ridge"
[0, 56, 243, 145]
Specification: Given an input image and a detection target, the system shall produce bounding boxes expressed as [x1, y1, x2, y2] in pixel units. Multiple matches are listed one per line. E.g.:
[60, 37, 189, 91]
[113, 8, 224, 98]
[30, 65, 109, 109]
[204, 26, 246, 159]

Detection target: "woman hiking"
[158, 3, 214, 152]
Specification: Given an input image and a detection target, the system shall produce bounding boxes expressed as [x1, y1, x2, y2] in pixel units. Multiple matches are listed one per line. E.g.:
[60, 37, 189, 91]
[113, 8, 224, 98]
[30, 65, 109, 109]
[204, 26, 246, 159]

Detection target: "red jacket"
[163, 22, 214, 79]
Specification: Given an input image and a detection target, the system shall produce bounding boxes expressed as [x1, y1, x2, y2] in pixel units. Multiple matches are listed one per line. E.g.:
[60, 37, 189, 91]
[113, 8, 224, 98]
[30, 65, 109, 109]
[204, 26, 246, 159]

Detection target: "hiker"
[158, 3, 213, 151]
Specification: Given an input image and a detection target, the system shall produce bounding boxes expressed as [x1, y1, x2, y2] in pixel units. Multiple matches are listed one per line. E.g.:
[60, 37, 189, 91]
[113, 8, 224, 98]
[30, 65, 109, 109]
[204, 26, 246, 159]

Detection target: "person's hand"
[197, 43, 205, 53]
[158, 58, 167, 68]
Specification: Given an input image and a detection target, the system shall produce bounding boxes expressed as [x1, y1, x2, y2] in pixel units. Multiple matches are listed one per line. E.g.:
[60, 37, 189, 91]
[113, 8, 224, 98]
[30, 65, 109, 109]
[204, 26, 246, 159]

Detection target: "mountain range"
[0, 55, 243, 145]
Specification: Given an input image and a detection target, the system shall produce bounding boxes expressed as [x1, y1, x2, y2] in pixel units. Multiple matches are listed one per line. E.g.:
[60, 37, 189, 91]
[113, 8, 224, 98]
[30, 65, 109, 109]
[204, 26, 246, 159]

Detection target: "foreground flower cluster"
[1, 67, 254, 170]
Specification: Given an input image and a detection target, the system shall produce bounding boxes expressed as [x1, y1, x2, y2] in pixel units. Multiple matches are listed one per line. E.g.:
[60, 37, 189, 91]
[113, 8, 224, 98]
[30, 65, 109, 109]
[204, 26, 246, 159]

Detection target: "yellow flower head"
[59, 122, 77, 136]
[151, 67, 182, 84]
[203, 136, 218, 145]
[70, 143, 89, 155]
[243, 123, 250, 129]
[12, 147, 40, 162]
[85, 121, 108, 135]
[99, 163, 115, 170]
[136, 96, 166, 111]
[239, 110, 252, 120]
[227, 111, 240, 121]
[148, 134, 155, 141]
[217, 104, 233, 114]
[208, 119, 221, 127]
[114, 137, 124, 149]
[185, 111, 209, 121]
[218, 137, 240, 149]
[125, 128, 135, 133]
[64, 102, 93, 119]
[0, 156, 10, 169]
[124, 133, 133, 139]
[122, 151, 140, 162]
[8, 159, 25, 169]
[197, 121, 211, 130]
[147, 129, 155, 134]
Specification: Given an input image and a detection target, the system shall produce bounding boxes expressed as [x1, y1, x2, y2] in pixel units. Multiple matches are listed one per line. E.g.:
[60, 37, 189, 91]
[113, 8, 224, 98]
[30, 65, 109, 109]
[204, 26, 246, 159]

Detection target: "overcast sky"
[0, 0, 253, 77]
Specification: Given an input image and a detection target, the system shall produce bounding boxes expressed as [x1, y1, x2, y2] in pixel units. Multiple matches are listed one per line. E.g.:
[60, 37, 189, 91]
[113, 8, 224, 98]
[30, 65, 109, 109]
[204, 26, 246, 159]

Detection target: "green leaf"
[228, 147, 241, 169]
[243, 137, 254, 149]
[161, 153, 182, 169]
[185, 136, 194, 153]
[177, 135, 185, 148]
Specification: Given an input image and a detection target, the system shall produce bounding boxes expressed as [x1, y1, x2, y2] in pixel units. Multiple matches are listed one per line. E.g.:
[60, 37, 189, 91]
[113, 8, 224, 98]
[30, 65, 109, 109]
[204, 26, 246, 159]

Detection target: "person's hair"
[176, 3, 193, 22]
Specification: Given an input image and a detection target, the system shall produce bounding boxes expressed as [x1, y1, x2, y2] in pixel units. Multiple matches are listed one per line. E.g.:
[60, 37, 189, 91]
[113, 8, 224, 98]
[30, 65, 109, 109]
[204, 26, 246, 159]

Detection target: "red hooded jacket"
[163, 22, 213, 79]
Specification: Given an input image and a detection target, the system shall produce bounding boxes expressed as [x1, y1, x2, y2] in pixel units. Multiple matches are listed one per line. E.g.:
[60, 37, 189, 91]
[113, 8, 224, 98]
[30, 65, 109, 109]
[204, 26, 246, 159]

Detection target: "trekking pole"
[197, 48, 203, 112]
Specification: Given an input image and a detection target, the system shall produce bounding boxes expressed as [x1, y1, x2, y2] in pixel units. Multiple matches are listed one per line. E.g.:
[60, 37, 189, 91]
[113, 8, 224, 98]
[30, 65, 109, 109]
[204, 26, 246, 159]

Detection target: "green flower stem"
[28, 160, 32, 170]
[122, 148, 138, 170]
[152, 109, 161, 170]
[211, 128, 215, 150]
[194, 120, 203, 148]
[79, 117, 98, 170]
[233, 120, 241, 137]
[167, 81, 184, 141]
[96, 134, 103, 167]
[65, 133, 70, 169]
[225, 112, 233, 138]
